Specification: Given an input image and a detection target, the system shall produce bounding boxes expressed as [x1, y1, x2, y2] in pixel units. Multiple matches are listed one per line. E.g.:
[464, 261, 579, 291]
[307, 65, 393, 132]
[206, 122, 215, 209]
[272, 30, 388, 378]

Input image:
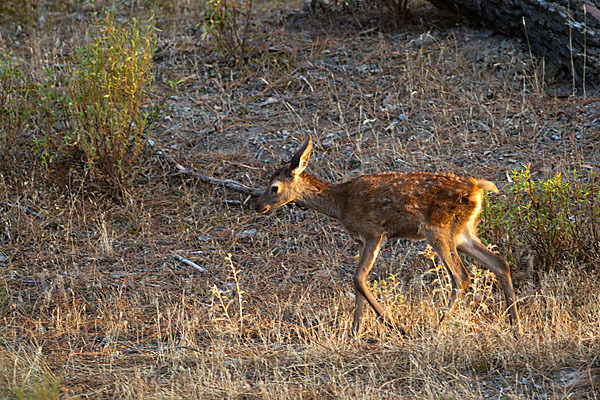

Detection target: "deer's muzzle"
[255, 203, 271, 214]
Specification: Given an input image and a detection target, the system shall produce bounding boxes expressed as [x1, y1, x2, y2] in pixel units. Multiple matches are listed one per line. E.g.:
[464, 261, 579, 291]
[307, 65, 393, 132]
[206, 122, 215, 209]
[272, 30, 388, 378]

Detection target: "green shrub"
[201, 0, 254, 62]
[35, 10, 158, 189]
[481, 165, 600, 275]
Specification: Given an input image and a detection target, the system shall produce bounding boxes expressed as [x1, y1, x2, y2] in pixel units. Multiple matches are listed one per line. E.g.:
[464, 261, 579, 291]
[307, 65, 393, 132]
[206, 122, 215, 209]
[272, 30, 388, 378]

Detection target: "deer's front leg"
[352, 288, 365, 334]
[352, 234, 390, 333]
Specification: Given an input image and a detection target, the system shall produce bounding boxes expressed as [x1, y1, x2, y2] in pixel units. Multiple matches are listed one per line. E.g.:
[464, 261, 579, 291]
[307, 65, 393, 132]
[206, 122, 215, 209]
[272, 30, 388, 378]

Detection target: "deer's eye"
[270, 185, 280, 194]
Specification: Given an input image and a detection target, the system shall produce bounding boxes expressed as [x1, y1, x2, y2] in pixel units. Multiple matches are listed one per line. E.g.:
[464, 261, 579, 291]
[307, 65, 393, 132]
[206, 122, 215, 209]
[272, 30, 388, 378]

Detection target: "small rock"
[239, 228, 257, 238]
[258, 98, 278, 107]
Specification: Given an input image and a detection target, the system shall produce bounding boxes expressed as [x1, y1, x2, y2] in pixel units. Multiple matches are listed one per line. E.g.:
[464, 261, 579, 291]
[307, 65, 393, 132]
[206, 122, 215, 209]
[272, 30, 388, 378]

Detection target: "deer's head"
[255, 137, 312, 214]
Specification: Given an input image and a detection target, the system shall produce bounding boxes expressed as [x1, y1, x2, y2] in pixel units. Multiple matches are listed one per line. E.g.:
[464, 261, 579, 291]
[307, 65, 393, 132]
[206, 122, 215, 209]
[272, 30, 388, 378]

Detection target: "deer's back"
[335, 172, 482, 240]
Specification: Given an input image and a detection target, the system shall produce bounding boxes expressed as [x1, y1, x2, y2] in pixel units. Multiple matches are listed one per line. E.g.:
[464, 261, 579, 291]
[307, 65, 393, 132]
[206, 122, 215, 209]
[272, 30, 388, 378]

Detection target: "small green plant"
[201, 0, 253, 61]
[481, 165, 600, 274]
[421, 244, 502, 323]
[73, 11, 157, 182]
[0, 53, 23, 136]
[32, 65, 74, 171]
[35, 10, 158, 189]
[464, 265, 497, 320]
[15, 373, 61, 400]
[370, 272, 404, 310]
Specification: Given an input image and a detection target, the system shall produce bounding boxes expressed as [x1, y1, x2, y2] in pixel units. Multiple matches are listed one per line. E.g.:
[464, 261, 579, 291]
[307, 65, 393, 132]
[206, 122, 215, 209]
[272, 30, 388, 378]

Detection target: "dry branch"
[147, 138, 264, 197]
[171, 251, 208, 273]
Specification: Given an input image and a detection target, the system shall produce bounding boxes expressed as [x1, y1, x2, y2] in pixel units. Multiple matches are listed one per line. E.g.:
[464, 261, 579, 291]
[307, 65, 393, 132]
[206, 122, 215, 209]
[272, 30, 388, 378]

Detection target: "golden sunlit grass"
[0, 0, 599, 398]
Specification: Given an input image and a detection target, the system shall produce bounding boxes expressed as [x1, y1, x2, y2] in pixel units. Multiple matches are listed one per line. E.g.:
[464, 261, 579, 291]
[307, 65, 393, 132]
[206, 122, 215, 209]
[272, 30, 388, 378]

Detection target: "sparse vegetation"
[0, 53, 31, 163]
[0, 344, 61, 400]
[201, 0, 254, 61]
[0, 0, 599, 398]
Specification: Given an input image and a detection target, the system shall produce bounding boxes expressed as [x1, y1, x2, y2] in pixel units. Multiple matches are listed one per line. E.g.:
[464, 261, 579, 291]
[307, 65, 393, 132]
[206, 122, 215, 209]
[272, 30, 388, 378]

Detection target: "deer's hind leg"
[424, 227, 471, 324]
[352, 241, 366, 334]
[457, 230, 520, 332]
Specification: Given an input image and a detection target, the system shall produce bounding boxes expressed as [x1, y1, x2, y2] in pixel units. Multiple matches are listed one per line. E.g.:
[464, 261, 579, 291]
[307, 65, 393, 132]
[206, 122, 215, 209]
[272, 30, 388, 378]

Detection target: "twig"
[171, 251, 208, 273]
[147, 138, 264, 197]
[176, 345, 203, 352]
[0, 201, 42, 218]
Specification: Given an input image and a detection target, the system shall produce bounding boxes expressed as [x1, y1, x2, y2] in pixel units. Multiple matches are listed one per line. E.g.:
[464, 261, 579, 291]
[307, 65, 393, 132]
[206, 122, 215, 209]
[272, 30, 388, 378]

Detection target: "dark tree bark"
[427, 0, 600, 91]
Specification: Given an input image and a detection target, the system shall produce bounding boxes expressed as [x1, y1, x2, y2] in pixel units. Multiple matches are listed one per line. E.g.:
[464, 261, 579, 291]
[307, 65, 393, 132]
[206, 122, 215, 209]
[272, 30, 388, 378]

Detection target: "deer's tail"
[476, 179, 499, 193]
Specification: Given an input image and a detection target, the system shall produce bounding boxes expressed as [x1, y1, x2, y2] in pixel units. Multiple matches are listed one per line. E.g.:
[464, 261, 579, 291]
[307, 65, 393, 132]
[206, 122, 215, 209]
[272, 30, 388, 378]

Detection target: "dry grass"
[1, 0, 599, 398]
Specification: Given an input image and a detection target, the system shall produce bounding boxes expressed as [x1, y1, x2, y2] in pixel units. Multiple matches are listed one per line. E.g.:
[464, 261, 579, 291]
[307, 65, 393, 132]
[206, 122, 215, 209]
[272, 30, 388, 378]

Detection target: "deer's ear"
[289, 137, 312, 177]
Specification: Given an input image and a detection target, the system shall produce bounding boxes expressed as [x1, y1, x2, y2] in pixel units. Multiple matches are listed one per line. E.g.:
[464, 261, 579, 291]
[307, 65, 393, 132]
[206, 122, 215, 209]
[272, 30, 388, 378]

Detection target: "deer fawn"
[256, 137, 520, 334]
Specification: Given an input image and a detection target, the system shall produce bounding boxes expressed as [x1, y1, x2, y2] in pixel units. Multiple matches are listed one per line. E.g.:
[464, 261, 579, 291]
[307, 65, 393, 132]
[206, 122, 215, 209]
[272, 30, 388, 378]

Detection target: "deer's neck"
[295, 172, 343, 219]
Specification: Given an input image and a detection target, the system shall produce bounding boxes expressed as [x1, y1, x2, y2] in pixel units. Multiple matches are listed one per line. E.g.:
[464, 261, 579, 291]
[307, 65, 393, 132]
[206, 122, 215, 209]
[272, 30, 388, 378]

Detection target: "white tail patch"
[467, 189, 484, 231]
[456, 230, 471, 247]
